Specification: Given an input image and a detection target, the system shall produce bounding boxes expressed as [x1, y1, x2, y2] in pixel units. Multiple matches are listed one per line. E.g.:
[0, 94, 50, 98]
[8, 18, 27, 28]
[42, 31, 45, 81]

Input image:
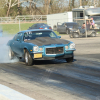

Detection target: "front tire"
[66, 56, 73, 63]
[73, 33, 79, 38]
[91, 32, 96, 37]
[24, 50, 33, 66]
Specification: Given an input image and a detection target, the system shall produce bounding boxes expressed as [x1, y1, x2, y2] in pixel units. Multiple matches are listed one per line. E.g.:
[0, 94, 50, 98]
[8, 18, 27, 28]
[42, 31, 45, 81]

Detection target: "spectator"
[82, 23, 85, 29]
[64, 23, 69, 34]
[90, 18, 95, 28]
[86, 21, 90, 31]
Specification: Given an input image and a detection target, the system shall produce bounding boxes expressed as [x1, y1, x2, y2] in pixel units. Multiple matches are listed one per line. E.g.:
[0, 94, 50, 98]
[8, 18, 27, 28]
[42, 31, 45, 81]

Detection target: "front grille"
[46, 47, 64, 54]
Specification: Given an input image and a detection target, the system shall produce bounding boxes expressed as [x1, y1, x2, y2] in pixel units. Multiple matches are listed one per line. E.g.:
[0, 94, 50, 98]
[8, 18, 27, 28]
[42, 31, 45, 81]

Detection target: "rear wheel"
[73, 33, 79, 38]
[9, 47, 14, 60]
[66, 56, 73, 63]
[24, 50, 33, 66]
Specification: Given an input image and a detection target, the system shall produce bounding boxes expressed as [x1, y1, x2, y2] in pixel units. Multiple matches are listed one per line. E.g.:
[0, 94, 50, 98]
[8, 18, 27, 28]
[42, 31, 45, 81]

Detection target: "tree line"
[0, 0, 99, 17]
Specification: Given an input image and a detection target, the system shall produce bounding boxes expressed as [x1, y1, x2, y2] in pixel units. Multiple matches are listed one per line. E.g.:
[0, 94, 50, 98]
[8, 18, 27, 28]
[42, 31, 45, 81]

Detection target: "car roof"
[36, 23, 46, 24]
[64, 22, 78, 24]
[21, 29, 52, 33]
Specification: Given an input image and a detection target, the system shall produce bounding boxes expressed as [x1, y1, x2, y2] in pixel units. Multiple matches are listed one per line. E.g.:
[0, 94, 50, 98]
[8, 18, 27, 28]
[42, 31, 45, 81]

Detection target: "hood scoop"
[26, 37, 70, 46]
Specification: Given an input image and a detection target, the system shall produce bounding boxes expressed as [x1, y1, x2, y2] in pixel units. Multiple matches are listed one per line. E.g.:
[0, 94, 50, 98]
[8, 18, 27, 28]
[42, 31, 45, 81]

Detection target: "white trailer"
[47, 12, 73, 30]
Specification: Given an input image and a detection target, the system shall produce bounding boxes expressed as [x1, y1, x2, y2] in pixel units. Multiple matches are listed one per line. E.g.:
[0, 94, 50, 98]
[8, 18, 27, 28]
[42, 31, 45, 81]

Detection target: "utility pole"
[45, 0, 51, 15]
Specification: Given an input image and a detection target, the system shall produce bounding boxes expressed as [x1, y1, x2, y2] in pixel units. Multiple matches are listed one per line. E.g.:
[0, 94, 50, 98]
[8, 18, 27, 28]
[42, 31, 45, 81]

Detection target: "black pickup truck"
[57, 22, 79, 34]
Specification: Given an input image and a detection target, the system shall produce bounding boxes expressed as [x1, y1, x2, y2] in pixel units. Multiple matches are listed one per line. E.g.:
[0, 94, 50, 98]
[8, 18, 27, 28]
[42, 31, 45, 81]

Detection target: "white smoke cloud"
[0, 34, 19, 63]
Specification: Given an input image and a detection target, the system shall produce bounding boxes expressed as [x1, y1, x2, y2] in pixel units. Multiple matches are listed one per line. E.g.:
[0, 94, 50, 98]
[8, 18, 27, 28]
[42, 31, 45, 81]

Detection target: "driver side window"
[15, 32, 23, 41]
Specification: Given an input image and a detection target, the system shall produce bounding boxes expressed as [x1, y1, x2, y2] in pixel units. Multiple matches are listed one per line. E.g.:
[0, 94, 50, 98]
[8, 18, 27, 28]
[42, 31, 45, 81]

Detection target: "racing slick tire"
[24, 49, 33, 66]
[66, 56, 73, 63]
[8, 47, 15, 60]
[73, 32, 79, 38]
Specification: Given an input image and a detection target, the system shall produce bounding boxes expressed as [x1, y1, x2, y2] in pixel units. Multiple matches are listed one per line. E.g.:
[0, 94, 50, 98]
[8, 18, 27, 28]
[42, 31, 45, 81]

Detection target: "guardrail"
[0, 15, 47, 23]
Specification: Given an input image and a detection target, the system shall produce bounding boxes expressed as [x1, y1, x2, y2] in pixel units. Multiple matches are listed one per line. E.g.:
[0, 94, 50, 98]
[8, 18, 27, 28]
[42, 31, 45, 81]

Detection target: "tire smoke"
[0, 35, 18, 63]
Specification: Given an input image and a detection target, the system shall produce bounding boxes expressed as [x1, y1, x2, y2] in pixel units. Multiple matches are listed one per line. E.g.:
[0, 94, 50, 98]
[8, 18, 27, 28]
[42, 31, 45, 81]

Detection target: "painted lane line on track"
[0, 84, 35, 100]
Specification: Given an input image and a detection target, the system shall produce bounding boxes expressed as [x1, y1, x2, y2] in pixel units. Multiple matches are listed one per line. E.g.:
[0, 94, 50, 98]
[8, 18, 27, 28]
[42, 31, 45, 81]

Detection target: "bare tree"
[7, 0, 12, 16]
[80, 0, 82, 6]
[72, 0, 75, 9]
[44, 0, 51, 14]
[5, 0, 41, 16]
[69, 0, 71, 10]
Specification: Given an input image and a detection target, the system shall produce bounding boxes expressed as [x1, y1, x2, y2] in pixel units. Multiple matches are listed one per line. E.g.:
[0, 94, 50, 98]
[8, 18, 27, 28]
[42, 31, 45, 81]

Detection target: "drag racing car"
[7, 29, 75, 66]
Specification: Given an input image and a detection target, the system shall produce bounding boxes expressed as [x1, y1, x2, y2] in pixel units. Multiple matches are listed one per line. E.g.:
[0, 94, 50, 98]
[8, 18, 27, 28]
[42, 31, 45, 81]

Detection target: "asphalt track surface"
[0, 35, 100, 100]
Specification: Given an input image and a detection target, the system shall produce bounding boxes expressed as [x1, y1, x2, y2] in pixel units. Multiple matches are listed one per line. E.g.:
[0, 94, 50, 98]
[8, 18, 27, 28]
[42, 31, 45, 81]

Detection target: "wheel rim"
[74, 33, 79, 37]
[92, 33, 95, 36]
[9, 49, 12, 59]
[25, 52, 28, 63]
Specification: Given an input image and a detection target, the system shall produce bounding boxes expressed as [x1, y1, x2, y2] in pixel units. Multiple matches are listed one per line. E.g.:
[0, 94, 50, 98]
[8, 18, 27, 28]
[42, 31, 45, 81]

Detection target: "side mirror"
[17, 39, 20, 41]
[58, 36, 61, 38]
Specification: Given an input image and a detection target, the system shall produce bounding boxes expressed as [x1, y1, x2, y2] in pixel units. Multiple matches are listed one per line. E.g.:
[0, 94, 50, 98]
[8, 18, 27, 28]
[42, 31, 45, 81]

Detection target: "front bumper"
[31, 49, 75, 60]
[33, 53, 73, 60]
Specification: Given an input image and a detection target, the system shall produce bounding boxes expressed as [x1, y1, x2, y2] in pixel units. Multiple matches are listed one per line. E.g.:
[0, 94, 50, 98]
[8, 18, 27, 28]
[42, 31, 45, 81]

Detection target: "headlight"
[33, 46, 39, 51]
[70, 43, 75, 49]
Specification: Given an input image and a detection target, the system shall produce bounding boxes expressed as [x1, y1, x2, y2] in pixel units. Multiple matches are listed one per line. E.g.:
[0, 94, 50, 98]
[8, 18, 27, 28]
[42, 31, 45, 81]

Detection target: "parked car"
[28, 23, 52, 30]
[57, 22, 80, 34]
[7, 29, 76, 66]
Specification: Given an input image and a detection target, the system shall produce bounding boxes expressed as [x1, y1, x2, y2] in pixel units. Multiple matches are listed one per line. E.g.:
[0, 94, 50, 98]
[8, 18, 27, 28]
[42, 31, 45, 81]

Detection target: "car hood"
[25, 37, 70, 46]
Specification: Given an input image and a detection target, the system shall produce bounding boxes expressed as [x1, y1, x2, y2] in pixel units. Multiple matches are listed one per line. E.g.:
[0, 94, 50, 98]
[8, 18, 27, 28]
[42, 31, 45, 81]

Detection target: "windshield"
[89, 16, 100, 21]
[67, 24, 79, 28]
[63, 23, 79, 28]
[24, 31, 58, 40]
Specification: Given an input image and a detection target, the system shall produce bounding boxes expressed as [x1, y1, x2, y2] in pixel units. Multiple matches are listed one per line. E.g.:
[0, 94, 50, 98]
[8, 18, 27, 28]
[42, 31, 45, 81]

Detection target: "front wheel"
[24, 50, 33, 66]
[66, 56, 73, 63]
[91, 32, 96, 37]
[73, 33, 79, 38]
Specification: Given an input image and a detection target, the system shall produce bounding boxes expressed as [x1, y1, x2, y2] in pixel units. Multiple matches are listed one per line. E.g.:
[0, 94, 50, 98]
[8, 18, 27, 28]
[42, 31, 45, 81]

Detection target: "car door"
[12, 32, 23, 56]
[57, 23, 66, 33]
